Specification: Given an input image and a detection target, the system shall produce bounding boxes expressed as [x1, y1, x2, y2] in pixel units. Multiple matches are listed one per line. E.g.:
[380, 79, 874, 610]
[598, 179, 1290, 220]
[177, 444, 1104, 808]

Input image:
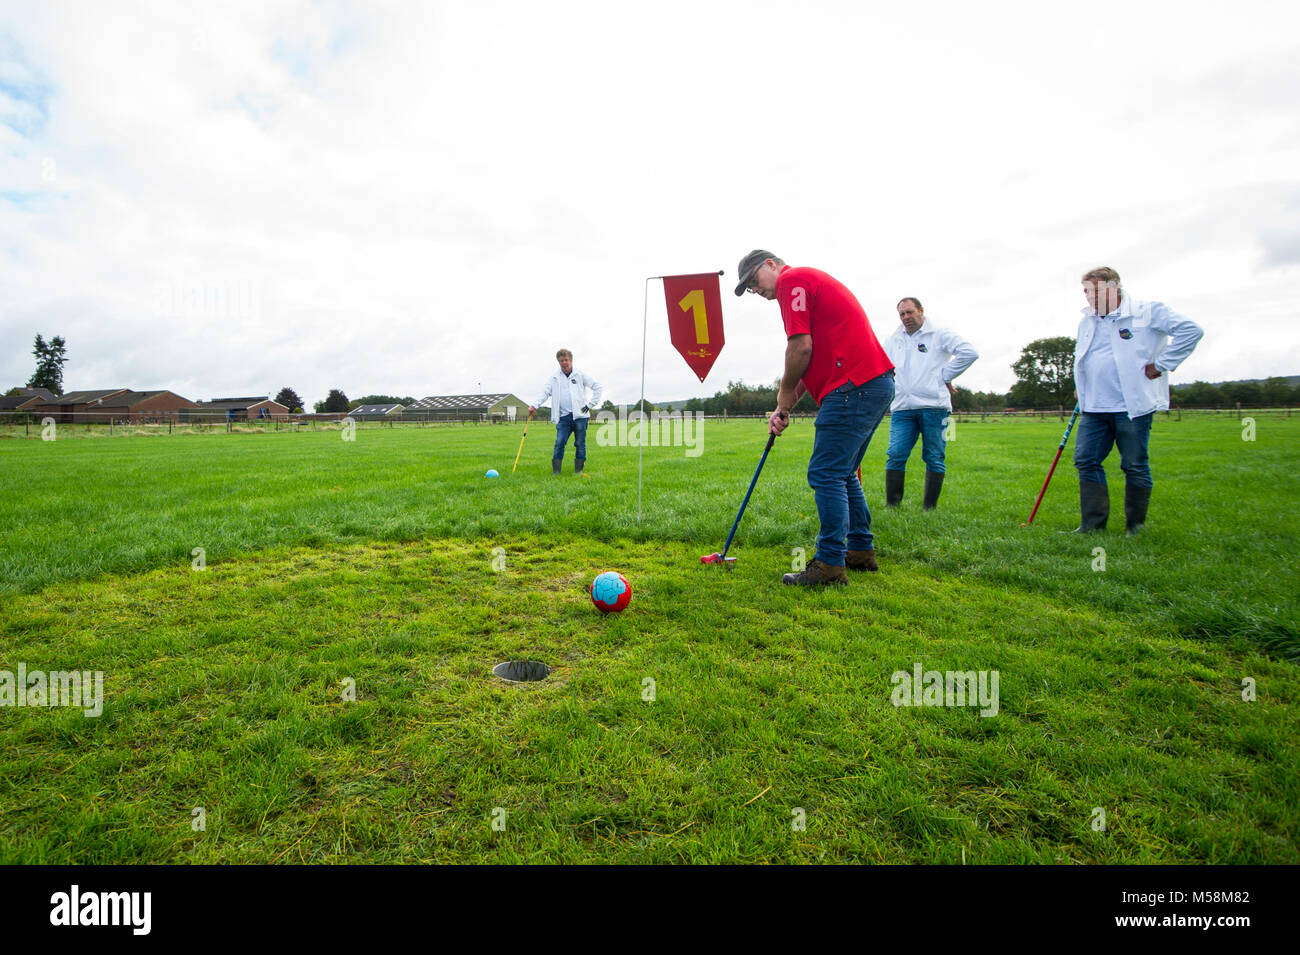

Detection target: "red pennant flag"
[663, 272, 725, 383]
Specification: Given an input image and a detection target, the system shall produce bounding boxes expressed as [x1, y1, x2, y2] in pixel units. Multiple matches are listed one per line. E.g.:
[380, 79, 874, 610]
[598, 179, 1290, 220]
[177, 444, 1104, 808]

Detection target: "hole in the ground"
[492, 660, 551, 683]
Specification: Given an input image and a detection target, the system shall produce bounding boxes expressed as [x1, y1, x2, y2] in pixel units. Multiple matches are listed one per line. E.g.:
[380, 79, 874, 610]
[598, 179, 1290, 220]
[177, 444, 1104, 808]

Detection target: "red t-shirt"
[776, 265, 893, 404]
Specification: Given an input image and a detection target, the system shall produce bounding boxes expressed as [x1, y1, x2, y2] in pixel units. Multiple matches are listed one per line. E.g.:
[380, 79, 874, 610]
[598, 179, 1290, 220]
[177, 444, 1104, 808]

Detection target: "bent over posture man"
[883, 297, 979, 510]
[1073, 267, 1203, 533]
[530, 349, 603, 475]
[735, 249, 895, 586]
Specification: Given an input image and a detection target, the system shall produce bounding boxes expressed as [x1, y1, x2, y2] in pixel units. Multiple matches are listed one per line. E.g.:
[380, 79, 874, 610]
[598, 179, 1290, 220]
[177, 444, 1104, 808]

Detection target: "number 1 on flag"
[678, 289, 710, 344]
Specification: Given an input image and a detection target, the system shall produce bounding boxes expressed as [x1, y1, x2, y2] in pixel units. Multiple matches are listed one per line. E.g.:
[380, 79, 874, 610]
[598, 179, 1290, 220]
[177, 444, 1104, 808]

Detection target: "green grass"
[1, 415, 1297, 862]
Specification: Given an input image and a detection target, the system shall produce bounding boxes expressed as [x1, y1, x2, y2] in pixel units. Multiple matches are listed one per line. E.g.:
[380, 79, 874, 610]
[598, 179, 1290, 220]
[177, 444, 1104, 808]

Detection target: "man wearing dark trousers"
[735, 249, 895, 586]
[530, 349, 603, 475]
[1072, 267, 1203, 534]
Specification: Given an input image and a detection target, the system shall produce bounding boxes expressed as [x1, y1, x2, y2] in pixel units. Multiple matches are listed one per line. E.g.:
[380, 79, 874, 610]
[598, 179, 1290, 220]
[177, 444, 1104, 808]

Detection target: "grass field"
[1, 414, 1297, 863]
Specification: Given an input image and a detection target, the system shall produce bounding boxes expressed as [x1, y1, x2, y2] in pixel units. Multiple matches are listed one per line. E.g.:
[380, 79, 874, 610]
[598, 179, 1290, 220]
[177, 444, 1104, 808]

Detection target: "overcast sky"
[3, 1, 1298, 407]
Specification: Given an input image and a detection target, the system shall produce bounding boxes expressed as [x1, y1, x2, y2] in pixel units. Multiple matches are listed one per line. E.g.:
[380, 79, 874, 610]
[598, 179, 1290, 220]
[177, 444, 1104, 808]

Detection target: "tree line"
[17, 334, 1299, 417]
[673, 338, 1299, 413]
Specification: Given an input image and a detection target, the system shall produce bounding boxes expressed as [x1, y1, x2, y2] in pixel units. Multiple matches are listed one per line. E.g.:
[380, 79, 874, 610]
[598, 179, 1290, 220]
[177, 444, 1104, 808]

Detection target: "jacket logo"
[1118, 329, 1132, 340]
[917, 343, 928, 353]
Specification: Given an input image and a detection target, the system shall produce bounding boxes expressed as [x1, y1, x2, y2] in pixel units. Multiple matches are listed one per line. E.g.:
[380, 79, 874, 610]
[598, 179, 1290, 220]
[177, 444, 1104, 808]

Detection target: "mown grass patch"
[2, 536, 1295, 863]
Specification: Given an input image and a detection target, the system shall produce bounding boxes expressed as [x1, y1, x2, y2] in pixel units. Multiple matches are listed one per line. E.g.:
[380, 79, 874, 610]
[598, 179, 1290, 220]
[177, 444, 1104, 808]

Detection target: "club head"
[700, 553, 737, 565]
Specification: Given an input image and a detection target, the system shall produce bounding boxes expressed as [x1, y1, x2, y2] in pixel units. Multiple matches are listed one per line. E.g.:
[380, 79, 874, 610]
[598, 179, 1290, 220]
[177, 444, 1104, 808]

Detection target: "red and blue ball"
[591, 571, 631, 614]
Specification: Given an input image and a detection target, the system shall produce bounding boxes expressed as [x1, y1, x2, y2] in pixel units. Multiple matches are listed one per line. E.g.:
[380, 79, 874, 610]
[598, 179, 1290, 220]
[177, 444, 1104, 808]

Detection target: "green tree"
[274, 387, 304, 414]
[1220, 381, 1262, 407]
[1260, 377, 1292, 407]
[951, 384, 975, 411]
[315, 389, 350, 413]
[29, 334, 68, 394]
[1173, 381, 1225, 408]
[348, 394, 415, 409]
[1009, 336, 1075, 408]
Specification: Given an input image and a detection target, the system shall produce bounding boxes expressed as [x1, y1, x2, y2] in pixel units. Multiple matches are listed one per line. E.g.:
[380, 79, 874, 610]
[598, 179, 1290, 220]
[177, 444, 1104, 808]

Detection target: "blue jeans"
[885, 408, 949, 473]
[553, 413, 588, 461]
[807, 373, 895, 566]
[1073, 412, 1153, 488]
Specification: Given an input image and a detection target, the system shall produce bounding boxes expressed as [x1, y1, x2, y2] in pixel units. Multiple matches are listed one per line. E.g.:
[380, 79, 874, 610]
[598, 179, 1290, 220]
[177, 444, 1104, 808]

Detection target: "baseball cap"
[734, 249, 775, 296]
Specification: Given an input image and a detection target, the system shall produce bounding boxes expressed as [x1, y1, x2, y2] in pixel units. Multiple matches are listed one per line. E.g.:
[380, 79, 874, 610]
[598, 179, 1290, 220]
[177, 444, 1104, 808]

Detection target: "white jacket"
[883, 321, 979, 412]
[1074, 296, 1203, 417]
[534, 368, 603, 422]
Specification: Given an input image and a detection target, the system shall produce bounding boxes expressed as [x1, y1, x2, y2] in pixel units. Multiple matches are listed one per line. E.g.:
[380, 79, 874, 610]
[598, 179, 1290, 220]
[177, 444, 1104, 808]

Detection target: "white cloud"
[2, 0, 1299, 406]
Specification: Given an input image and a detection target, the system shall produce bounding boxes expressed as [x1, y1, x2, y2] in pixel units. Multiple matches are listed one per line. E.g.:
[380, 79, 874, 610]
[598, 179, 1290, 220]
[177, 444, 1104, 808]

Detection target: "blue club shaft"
[720, 432, 776, 558]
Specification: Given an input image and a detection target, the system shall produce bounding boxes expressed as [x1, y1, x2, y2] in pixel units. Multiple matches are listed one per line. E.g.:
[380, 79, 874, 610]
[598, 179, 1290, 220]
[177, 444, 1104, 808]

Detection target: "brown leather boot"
[846, 549, 879, 572]
[781, 558, 848, 586]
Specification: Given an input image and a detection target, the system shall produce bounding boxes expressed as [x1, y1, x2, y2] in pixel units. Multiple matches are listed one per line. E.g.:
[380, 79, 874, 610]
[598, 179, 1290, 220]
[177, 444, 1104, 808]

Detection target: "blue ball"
[485, 469, 499, 478]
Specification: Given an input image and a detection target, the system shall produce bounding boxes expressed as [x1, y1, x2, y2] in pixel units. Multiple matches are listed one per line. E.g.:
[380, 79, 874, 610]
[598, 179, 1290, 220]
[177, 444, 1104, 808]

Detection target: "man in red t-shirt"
[735, 249, 896, 586]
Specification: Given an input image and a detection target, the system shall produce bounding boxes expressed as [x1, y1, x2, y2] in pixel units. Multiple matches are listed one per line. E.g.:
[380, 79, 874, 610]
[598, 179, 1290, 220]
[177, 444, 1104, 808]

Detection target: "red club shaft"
[1025, 405, 1080, 525]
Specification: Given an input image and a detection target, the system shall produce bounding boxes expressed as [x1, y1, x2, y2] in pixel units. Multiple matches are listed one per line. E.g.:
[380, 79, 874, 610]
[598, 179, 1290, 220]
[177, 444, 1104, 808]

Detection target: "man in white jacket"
[529, 348, 603, 475]
[882, 298, 979, 510]
[1072, 267, 1204, 533]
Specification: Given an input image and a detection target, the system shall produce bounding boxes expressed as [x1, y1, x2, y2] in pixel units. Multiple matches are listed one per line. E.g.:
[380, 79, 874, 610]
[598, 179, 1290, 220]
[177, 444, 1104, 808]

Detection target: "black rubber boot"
[552, 457, 562, 475]
[885, 470, 905, 507]
[923, 471, 944, 510]
[1125, 485, 1150, 535]
[575, 458, 585, 475]
[1073, 481, 1109, 532]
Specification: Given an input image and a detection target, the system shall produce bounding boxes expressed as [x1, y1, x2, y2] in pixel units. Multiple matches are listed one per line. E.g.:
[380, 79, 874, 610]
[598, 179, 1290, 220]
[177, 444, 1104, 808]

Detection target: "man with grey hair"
[735, 249, 895, 586]
[1072, 267, 1203, 533]
[530, 349, 603, 475]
